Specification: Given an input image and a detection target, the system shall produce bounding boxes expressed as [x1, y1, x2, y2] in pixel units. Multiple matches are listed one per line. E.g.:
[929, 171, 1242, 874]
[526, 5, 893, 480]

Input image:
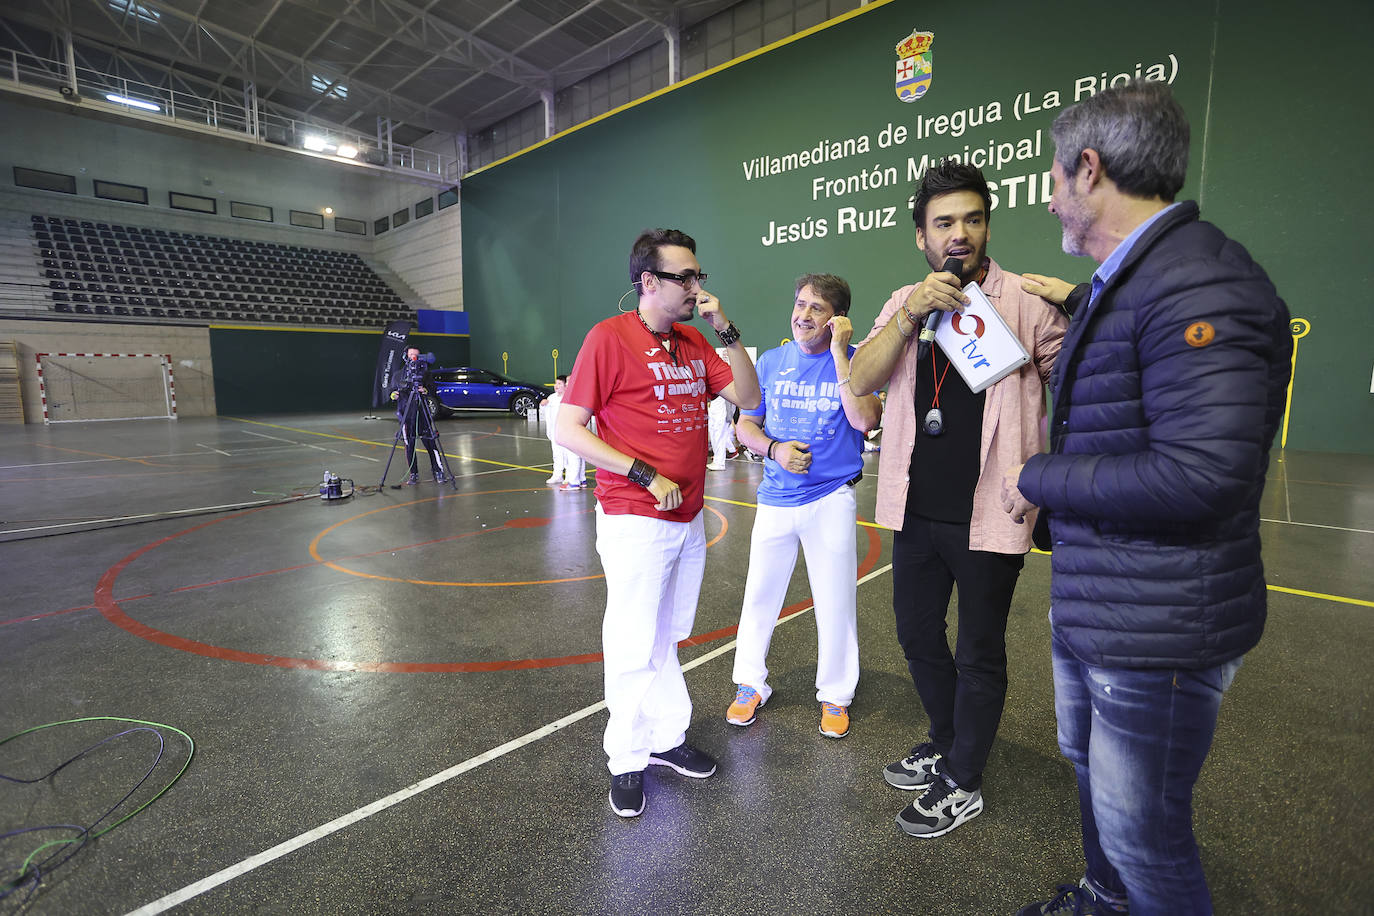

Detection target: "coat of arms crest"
[895, 30, 934, 102]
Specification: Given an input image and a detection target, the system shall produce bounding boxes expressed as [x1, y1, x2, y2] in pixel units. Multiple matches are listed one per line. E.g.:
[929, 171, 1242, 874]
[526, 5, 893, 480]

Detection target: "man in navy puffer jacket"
[1006, 81, 1292, 916]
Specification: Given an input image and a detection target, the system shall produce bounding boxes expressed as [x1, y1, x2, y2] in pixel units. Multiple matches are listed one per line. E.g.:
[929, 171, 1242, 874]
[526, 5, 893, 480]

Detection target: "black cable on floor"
[0, 492, 316, 543]
[0, 718, 194, 905]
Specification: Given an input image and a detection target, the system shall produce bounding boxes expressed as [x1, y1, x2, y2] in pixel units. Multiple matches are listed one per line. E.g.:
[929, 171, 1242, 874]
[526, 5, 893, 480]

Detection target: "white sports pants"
[549, 442, 585, 483]
[731, 484, 859, 706]
[596, 506, 705, 775]
[708, 398, 737, 460]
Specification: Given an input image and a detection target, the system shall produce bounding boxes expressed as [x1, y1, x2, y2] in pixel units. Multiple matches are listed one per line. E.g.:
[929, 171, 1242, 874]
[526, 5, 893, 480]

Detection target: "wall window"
[94, 179, 149, 204]
[374, 216, 390, 234]
[392, 208, 410, 228]
[14, 166, 76, 194]
[289, 210, 325, 229]
[170, 191, 216, 213]
[438, 186, 459, 210]
[230, 201, 274, 222]
[335, 217, 367, 235]
[415, 197, 434, 219]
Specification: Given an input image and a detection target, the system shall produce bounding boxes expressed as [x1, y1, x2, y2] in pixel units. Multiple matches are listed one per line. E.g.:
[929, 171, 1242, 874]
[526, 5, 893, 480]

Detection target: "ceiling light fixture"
[106, 93, 161, 112]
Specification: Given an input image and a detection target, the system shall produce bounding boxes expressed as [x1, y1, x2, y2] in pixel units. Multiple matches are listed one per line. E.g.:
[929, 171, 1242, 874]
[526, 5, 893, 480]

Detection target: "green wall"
[461, 0, 1374, 454]
[210, 327, 469, 414]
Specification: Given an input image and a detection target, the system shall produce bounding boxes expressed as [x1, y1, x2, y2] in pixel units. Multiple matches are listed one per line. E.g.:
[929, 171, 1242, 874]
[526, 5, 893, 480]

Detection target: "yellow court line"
[209, 325, 469, 337]
[1266, 584, 1373, 608]
[704, 493, 887, 529]
[224, 416, 547, 474]
[225, 418, 1369, 608]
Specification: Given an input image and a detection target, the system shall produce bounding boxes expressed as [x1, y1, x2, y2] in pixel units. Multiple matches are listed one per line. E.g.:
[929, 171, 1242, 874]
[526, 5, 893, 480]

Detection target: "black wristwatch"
[716, 322, 741, 347]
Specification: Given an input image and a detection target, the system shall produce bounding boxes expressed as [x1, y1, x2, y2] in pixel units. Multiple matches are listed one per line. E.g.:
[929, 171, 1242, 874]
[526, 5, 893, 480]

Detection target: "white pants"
[549, 442, 585, 483]
[596, 507, 705, 775]
[708, 402, 736, 460]
[732, 484, 859, 706]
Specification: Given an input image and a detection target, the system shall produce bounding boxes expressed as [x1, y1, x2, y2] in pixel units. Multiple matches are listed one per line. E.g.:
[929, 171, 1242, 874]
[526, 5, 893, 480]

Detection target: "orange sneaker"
[726, 684, 764, 726]
[820, 702, 849, 738]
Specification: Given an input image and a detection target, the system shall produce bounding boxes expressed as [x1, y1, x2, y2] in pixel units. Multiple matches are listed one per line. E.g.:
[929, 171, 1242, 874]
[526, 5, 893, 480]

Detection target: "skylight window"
[311, 75, 348, 100]
[107, 0, 160, 26]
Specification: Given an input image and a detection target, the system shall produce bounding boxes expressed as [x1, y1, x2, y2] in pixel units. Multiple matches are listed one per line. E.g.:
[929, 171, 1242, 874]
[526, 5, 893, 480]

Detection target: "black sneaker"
[648, 743, 717, 778]
[895, 773, 983, 838]
[883, 741, 942, 790]
[1015, 879, 1127, 915]
[609, 771, 645, 818]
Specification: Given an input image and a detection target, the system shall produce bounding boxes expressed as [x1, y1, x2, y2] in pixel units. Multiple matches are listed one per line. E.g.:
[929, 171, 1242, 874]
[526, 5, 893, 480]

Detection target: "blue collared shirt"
[1088, 202, 1185, 307]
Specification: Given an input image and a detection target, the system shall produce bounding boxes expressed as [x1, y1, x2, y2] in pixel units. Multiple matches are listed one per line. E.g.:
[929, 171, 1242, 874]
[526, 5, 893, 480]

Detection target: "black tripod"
[380, 380, 457, 490]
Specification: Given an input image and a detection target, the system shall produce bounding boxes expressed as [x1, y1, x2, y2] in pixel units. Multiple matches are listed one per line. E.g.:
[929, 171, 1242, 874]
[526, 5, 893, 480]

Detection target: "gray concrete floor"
[1, 413, 1371, 915]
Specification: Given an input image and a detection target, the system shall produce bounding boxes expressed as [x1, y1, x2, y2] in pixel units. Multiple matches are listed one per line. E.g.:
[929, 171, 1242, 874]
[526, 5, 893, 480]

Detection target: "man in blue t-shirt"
[725, 274, 883, 738]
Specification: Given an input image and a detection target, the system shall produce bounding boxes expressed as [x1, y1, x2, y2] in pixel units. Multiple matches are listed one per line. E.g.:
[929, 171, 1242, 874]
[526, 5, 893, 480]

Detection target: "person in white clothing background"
[542, 375, 586, 488]
[706, 395, 738, 471]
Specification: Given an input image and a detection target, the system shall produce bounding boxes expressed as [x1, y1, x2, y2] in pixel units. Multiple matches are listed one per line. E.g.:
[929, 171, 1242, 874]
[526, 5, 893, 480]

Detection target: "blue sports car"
[427, 367, 552, 419]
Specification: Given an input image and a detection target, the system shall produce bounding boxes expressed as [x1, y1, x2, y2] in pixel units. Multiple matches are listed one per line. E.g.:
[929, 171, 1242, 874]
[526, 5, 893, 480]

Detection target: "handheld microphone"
[916, 257, 965, 359]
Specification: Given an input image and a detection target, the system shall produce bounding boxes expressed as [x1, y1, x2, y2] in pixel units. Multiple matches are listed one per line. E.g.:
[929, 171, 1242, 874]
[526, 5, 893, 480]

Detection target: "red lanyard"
[930, 351, 952, 408]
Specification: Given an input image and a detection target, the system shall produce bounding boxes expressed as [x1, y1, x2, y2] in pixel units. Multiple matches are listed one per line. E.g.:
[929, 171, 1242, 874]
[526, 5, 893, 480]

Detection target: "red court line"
[3, 604, 98, 626]
[91, 496, 886, 674]
[9, 497, 582, 630]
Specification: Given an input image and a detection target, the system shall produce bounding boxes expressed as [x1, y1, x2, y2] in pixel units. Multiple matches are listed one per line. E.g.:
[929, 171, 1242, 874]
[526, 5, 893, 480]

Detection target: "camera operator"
[389, 347, 449, 485]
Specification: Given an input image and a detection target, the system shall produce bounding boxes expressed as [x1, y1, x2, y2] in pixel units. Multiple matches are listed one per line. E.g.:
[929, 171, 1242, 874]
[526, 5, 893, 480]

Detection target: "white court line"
[217, 445, 312, 455]
[1, 499, 291, 536]
[349, 454, 380, 462]
[196, 444, 232, 457]
[0, 451, 223, 470]
[125, 562, 895, 914]
[1260, 517, 1374, 536]
[467, 465, 525, 477]
[240, 431, 297, 443]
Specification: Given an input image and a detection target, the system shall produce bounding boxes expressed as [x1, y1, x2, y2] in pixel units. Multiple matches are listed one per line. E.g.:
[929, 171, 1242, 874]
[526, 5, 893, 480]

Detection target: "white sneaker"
[545, 476, 559, 485]
[706, 462, 725, 471]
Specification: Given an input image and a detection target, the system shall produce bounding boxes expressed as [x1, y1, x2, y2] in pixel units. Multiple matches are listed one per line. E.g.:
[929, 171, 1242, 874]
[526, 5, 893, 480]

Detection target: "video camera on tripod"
[380, 347, 455, 490]
[400, 351, 435, 388]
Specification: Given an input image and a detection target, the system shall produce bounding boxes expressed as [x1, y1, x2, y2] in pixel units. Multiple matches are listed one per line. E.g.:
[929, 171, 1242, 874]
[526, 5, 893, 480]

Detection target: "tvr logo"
[950, 312, 990, 369]
[950, 313, 986, 338]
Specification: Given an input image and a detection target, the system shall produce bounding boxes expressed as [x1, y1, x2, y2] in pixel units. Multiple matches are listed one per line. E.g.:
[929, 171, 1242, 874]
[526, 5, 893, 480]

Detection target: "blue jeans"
[1051, 630, 1242, 916]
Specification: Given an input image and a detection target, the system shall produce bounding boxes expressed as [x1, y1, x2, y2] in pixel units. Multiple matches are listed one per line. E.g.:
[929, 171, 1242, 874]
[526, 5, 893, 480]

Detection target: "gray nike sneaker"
[883, 741, 942, 790]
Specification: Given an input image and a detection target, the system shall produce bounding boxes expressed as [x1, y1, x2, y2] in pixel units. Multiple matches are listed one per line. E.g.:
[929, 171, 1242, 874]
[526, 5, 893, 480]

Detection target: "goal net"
[36, 353, 177, 423]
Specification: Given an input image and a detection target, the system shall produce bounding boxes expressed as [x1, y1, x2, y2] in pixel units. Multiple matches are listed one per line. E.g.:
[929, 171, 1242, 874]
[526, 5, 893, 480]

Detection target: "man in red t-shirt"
[558, 228, 760, 818]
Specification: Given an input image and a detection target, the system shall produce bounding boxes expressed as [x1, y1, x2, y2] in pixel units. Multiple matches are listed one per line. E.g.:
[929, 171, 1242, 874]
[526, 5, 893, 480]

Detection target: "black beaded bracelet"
[716, 321, 741, 347]
[627, 458, 658, 487]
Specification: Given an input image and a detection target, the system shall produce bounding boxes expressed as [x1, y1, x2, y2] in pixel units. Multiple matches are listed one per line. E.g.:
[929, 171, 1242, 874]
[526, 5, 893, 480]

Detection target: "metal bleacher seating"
[28, 213, 414, 327]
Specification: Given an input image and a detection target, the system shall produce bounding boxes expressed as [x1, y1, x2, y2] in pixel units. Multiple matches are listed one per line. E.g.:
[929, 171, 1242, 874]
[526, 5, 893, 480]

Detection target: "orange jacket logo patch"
[1185, 322, 1215, 347]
